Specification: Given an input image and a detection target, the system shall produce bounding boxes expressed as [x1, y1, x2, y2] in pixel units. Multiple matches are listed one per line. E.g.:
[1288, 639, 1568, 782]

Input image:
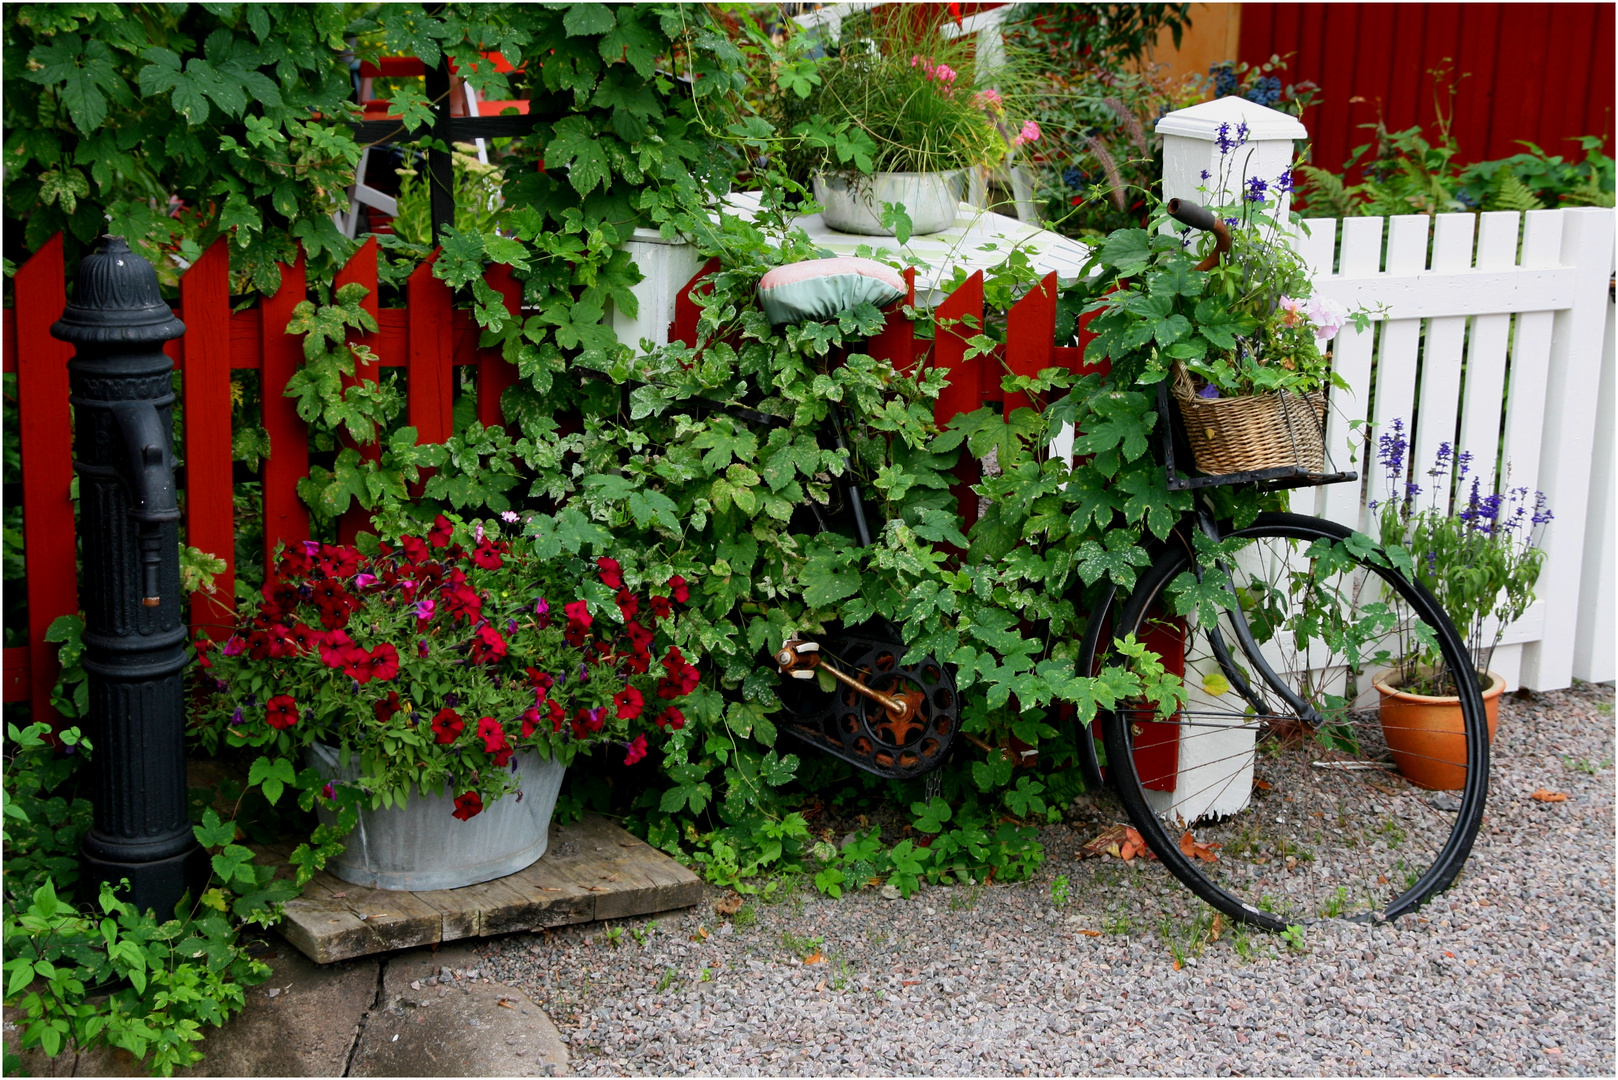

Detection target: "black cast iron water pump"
[51, 235, 208, 915]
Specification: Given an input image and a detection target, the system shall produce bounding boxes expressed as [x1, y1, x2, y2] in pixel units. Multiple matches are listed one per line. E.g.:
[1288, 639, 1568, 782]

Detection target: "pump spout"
[107, 401, 181, 606]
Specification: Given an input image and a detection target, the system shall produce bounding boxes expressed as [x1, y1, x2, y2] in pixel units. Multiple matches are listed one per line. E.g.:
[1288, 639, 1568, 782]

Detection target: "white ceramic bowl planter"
[813, 171, 965, 236]
[308, 743, 567, 891]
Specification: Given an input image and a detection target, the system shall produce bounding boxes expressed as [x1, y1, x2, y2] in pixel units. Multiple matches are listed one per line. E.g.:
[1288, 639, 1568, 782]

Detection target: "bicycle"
[632, 206, 1489, 930]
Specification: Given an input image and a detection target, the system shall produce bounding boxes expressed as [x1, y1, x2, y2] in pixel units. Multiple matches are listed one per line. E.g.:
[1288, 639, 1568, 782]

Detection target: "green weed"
[1050, 874, 1071, 909]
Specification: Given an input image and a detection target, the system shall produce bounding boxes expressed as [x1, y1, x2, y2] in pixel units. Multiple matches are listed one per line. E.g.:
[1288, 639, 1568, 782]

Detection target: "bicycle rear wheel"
[1099, 511, 1489, 930]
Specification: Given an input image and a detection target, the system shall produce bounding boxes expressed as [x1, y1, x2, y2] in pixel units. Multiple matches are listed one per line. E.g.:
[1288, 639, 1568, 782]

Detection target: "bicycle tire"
[1097, 511, 1489, 930]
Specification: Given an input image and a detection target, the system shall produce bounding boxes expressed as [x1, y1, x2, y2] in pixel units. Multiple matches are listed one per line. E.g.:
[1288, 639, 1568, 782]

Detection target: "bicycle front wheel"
[1099, 511, 1489, 930]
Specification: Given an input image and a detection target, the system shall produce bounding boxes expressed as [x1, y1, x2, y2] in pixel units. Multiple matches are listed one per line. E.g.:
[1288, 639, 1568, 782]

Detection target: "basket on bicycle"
[1170, 363, 1326, 476]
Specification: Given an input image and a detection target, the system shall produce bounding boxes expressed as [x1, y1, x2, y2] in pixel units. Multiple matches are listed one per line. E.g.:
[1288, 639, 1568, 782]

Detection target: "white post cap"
[1156, 96, 1310, 223]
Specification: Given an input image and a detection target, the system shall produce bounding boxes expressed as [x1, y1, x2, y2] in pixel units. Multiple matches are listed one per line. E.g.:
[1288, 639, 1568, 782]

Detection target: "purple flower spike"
[507, 618, 518, 635]
[230, 706, 244, 727]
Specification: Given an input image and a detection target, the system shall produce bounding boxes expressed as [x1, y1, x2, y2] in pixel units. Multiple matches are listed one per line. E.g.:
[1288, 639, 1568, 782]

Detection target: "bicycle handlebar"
[1166, 199, 1231, 272]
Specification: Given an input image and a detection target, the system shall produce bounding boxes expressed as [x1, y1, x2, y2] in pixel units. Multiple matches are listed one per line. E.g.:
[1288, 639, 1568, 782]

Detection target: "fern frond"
[1295, 164, 1358, 218]
[1487, 171, 1543, 213]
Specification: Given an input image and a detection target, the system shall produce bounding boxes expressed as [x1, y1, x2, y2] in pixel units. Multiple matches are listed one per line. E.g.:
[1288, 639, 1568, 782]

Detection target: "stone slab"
[347, 943, 567, 1078]
[276, 813, 702, 964]
[3, 937, 379, 1078]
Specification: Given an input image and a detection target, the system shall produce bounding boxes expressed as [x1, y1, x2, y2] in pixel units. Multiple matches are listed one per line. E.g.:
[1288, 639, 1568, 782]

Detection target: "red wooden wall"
[1239, 3, 1615, 177]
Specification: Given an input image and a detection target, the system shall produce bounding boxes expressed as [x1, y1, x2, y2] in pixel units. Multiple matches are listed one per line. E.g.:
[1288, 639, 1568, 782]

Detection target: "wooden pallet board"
[268, 814, 703, 964]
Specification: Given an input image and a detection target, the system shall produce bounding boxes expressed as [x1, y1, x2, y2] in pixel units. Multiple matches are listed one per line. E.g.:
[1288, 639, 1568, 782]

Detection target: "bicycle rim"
[1101, 512, 1489, 930]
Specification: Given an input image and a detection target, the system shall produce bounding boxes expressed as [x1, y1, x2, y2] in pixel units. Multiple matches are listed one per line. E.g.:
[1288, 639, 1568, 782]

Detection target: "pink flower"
[222, 635, 246, 657]
[932, 63, 957, 84]
[974, 88, 1003, 112]
[1304, 297, 1348, 341]
[1012, 120, 1042, 147]
[623, 734, 648, 766]
[414, 598, 435, 624]
[353, 573, 378, 590]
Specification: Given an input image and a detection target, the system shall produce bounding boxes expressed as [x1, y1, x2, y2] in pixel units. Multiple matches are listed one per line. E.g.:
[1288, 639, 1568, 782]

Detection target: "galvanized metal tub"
[307, 743, 566, 891]
[813, 171, 964, 236]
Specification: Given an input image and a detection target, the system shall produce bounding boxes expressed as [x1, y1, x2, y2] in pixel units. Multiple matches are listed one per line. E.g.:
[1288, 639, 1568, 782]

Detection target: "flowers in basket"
[192, 515, 701, 819]
[1371, 419, 1551, 695]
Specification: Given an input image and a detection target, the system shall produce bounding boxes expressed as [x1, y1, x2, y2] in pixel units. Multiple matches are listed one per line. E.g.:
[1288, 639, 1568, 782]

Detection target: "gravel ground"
[476, 682, 1615, 1076]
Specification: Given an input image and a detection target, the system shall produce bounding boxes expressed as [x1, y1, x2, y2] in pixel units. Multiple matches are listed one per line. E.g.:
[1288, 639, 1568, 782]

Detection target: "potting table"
[609, 195, 1092, 351]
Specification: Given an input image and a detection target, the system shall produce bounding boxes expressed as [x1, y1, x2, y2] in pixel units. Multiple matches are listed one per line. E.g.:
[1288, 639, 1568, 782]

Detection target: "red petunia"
[526, 668, 555, 698]
[597, 557, 623, 590]
[623, 734, 648, 766]
[613, 686, 644, 721]
[469, 623, 508, 665]
[288, 622, 321, 656]
[546, 699, 566, 731]
[648, 595, 673, 621]
[374, 690, 403, 724]
[616, 590, 638, 620]
[431, 707, 464, 744]
[520, 708, 542, 738]
[471, 539, 505, 570]
[440, 582, 483, 623]
[266, 695, 300, 730]
[564, 600, 592, 628]
[277, 545, 312, 578]
[668, 575, 689, 603]
[429, 514, 455, 548]
[452, 791, 484, 821]
[355, 642, 400, 682]
[477, 716, 513, 766]
[624, 621, 655, 652]
[400, 534, 430, 565]
[655, 706, 686, 731]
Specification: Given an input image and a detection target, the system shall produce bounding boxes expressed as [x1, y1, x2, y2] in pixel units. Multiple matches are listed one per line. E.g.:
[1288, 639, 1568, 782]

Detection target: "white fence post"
[1516, 206, 1615, 691]
[1156, 96, 1307, 217]
[1573, 248, 1617, 684]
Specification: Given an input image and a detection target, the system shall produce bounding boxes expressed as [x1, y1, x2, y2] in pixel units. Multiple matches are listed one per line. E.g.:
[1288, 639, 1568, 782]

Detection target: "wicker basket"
[1172, 365, 1327, 475]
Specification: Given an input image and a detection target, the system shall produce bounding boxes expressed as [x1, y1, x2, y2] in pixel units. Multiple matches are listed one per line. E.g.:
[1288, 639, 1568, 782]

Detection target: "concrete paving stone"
[347, 943, 567, 1078]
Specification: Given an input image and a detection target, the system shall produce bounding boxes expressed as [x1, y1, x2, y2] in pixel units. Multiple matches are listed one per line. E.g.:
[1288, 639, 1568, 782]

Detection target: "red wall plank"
[671, 258, 722, 348]
[478, 263, 522, 430]
[336, 239, 381, 545]
[1241, 3, 1615, 184]
[868, 267, 917, 373]
[260, 251, 309, 577]
[181, 239, 236, 635]
[932, 271, 985, 529]
[407, 253, 455, 445]
[14, 235, 75, 728]
[1002, 272, 1056, 419]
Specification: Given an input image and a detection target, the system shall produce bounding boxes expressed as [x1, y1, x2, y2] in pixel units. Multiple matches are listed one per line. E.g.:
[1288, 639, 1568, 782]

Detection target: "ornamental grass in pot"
[192, 514, 701, 890]
[1370, 424, 1551, 789]
[766, 16, 1039, 239]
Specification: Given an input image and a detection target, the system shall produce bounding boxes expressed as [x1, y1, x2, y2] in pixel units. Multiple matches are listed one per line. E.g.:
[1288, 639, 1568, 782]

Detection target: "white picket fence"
[1159, 96, 1616, 693]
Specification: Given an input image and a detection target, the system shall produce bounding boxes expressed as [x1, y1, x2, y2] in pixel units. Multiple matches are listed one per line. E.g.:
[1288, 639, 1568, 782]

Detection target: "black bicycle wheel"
[1098, 511, 1489, 930]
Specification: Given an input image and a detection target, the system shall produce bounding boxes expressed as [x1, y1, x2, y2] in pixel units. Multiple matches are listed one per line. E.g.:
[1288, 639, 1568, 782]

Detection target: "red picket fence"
[3, 235, 1093, 728]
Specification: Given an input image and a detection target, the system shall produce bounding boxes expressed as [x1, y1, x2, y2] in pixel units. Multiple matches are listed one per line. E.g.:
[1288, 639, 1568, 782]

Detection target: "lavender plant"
[1372, 418, 1551, 694]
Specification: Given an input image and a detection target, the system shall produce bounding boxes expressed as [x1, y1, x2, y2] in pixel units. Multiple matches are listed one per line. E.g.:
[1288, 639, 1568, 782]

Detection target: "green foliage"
[1295, 65, 1614, 217]
[2, 722, 297, 1075]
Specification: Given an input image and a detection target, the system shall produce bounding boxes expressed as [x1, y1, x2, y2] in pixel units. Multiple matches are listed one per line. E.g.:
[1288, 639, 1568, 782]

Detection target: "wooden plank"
[1519, 207, 1615, 691]
[1410, 213, 1475, 506]
[477, 262, 522, 430]
[1499, 212, 1565, 504]
[260, 251, 309, 581]
[337, 239, 381, 546]
[1456, 212, 1520, 496]
[1364, 216, 1430, 526]
[15, 234, 77, 729]
[274, 814, 700, 963]
[407, 252, 455, 446]
[1307, 266, 1576, 319]
[868, 267, 916, 373]
[1001, 272, 1055, 419]
[933, 271, 984, 529]
[1318, 216, 1383, 527]
[1572, 271, 1615, 684]
[181, 238, 236, 636]
[671, 257, 721, 349]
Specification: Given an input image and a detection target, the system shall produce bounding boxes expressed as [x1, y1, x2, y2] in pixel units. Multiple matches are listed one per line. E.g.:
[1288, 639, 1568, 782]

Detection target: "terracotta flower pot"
[1373, 670, 1504, 790]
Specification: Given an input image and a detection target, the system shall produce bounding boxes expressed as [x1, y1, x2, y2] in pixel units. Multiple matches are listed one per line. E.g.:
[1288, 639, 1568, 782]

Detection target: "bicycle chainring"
[776, 632, 959, 780]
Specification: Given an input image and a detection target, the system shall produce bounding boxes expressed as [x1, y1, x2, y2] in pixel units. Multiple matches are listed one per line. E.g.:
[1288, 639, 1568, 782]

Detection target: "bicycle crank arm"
[775, 637, 919, 724]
